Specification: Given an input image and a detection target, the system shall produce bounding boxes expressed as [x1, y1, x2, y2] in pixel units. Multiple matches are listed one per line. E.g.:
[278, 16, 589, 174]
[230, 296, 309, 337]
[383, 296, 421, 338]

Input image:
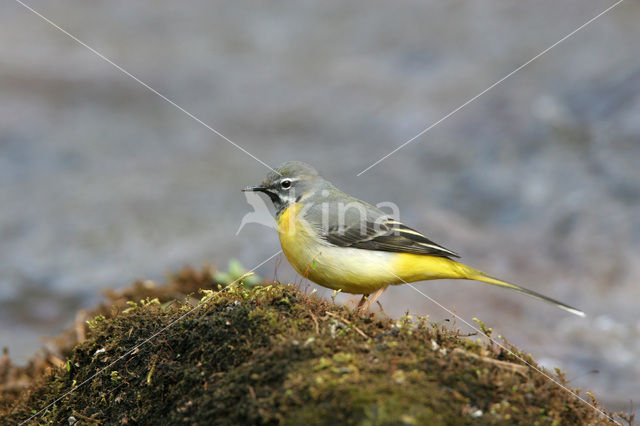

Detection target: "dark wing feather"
[324, 218, 460, 258]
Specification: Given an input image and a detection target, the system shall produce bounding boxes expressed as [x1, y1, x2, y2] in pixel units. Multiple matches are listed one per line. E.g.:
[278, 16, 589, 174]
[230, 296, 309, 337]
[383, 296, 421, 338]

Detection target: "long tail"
[461, 264, 585, 317]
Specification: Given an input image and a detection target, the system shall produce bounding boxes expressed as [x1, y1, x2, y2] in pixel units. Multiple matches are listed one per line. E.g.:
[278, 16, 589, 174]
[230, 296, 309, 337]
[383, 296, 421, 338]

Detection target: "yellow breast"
[276, 203, 471, 295]
[276, 203, 319, 278]
[276, 203, 397, 294]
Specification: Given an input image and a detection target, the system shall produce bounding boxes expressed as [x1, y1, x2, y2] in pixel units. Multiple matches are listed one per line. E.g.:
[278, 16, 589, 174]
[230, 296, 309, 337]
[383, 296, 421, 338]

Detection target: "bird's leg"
[356, 295, 368, 311]
[357, 287, 388, 314]
[364, 286, 387, 311]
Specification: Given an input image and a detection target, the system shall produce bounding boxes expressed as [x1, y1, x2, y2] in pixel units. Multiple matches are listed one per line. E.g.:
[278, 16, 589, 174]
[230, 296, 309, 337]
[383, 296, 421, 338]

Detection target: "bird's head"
[242, 161, 323, 214]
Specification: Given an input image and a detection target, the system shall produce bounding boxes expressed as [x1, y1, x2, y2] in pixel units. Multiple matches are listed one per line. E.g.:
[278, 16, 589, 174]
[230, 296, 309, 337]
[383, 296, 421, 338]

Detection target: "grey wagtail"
[243, 161, 584, 317]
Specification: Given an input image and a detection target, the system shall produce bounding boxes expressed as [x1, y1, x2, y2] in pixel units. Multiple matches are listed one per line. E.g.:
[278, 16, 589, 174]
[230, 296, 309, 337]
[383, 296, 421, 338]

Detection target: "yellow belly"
[276, 203, 473, 295]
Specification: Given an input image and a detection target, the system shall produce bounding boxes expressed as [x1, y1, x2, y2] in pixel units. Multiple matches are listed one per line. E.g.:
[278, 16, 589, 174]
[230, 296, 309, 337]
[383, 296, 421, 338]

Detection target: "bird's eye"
[280, 179, 292, 189]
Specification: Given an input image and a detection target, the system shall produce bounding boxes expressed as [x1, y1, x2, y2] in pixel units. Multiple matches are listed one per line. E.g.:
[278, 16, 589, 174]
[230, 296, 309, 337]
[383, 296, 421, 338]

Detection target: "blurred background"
[1, 0, 638, 415]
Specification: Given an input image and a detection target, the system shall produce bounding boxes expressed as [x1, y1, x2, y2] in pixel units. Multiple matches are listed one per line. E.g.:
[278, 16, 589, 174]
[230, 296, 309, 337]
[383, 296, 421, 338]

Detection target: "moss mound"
[1, 267, 618, 425]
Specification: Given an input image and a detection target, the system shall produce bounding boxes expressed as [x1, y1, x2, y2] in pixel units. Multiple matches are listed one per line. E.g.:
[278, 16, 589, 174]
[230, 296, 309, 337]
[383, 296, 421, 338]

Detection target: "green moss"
[1, 268, 619, 425]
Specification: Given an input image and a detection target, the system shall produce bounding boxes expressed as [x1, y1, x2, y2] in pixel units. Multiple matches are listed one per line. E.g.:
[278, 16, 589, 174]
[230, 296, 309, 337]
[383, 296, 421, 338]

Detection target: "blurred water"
[1, 0, 639, 415]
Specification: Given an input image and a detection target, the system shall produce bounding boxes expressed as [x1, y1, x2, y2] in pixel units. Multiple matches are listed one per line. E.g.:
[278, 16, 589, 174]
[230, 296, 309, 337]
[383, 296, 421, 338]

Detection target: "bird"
[243, 161, 584, 316]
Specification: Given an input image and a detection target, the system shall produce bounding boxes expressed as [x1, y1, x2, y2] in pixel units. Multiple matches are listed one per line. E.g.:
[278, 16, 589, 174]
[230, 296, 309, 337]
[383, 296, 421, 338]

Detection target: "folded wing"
[323, 217, 459, 258]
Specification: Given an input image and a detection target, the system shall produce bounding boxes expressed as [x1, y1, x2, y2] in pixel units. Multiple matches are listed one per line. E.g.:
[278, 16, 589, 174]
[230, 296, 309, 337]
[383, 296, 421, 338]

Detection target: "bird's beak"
[242, 185, 268, 193]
